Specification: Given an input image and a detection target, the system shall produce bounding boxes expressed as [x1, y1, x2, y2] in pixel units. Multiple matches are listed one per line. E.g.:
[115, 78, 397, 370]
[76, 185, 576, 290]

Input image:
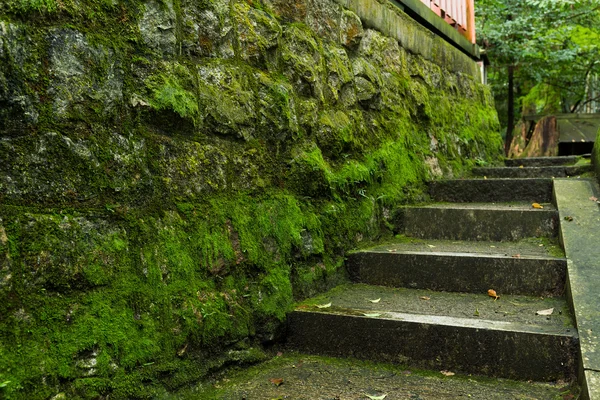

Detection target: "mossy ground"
[0, 0, 502, 398]
[174, 353, 579, 399]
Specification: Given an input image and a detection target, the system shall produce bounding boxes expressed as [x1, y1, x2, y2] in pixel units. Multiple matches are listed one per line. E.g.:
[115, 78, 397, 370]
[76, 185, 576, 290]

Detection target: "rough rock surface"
[0, 0, 502, 398]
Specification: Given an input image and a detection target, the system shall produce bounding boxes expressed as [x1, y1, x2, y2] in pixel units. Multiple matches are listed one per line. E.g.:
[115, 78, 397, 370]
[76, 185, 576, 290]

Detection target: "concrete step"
[472, 165, 592, 178]
[196, 353, 580, 399]
[347, 238, 566, 296]
[287, 284, 578, 381]
[504, 156, 581, 167]
[394, 202, 559, 241]
[429, 178, 553, 203]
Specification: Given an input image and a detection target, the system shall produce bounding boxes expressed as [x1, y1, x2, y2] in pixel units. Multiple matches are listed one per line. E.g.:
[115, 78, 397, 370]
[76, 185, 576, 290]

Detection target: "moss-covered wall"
[0, 0, 502, 398]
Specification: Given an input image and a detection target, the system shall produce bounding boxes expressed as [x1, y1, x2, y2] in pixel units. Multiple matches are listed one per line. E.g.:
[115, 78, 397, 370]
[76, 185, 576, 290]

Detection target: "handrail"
[419, 0, 475, 43]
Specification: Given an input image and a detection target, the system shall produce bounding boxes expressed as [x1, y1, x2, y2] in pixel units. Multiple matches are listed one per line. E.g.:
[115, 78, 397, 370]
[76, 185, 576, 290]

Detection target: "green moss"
[146, 62, 199, 123]
[0, 0, 503, 397]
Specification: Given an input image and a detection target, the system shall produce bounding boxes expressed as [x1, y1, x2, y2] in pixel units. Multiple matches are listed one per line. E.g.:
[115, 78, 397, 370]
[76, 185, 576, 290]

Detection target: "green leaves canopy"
[477, 0, 600, 115]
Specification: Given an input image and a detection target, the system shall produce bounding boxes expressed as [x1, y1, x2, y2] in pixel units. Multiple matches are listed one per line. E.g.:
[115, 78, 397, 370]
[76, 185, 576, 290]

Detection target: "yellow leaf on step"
[532, 203, 544, 209]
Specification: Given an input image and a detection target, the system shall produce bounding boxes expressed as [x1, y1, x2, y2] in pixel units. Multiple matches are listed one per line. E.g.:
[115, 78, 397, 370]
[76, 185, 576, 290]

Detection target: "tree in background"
[476, 0, 600, 153]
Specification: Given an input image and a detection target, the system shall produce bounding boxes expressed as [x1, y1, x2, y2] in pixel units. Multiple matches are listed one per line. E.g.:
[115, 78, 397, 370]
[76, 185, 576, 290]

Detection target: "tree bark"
[505, 65, 515, 155]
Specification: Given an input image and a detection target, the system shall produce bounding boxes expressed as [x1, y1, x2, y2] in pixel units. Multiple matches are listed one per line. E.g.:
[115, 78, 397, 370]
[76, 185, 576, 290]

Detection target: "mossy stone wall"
[0, 0, 502, 398]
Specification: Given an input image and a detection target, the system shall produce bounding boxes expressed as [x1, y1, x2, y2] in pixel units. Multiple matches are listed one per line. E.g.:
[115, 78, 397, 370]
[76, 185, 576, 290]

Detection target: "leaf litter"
[316, 302, 332, 309]
[536, 308, 554, 316]
[365, 394, 387, 400]
[269, 378, 284, 386]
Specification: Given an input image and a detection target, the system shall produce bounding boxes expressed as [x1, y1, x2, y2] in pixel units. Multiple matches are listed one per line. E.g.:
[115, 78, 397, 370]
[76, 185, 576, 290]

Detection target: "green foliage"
[477, 0, 600, 130]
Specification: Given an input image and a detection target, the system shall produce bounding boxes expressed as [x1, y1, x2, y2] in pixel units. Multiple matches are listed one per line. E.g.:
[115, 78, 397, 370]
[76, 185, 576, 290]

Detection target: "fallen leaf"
[512, 254, 521, 258]
[490, 245, 496, 248]
[590, 197, 598, 202]
[177, 343, 188, 357]
[420, 296, 431, 301]
[316, 302, 332, 309]
[487, 289, 500, 300]
[365, 395, 387, 400]
[276, 351, 283, 357]
[536, 308, 554, 316]
[519, 165, 524, 168]
[564, 216, 574, 222]
[440, 370, 455, 376]
[387, 249, 397, 252]
[427, 244, 436, 248]
[532, 203, 544, 209]
[269, 378, 284, 386]
[473, 308, 480, 317]
[484, 176, 487, 180]
[369, 298, 381, 303]
[363, 313, 382, 317]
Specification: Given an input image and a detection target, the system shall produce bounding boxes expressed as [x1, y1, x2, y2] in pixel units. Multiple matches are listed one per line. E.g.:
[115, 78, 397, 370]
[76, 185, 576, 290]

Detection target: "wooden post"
[467, 0, 476, 43]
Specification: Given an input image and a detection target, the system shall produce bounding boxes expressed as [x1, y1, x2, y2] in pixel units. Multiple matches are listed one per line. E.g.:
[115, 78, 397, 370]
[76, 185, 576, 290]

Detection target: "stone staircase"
[286, 156, 591, 384]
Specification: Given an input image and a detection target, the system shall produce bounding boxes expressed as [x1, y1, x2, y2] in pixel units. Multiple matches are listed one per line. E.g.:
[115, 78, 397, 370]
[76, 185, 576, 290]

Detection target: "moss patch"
[0, 0, 502, 398]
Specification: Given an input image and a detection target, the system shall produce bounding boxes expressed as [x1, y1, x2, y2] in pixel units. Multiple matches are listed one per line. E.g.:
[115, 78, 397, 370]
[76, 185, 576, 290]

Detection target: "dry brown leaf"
[536, 308, 554, 316]
[590, 196, 598, 202]
[440, 370, 455, 376]
[512, 254, 521, 258]
[532, 203, 544, 209]
[420, 296, 431, 301]
[269, 378, 284, 386]
[487, 289, 500, 300]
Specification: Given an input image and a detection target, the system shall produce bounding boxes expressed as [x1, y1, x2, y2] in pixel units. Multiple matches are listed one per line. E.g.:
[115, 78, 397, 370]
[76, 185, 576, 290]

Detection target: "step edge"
[292, 308, 578, 337]
[349, 250, 566, 261]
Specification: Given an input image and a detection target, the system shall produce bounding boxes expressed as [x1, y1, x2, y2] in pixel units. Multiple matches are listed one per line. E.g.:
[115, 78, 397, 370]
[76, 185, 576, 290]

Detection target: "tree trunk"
[505, 65, 515, 155]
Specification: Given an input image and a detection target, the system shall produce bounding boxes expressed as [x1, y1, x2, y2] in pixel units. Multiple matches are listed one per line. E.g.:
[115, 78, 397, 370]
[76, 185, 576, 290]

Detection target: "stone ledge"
[554, 179, 600, 400]
[335, 0, 480, 78]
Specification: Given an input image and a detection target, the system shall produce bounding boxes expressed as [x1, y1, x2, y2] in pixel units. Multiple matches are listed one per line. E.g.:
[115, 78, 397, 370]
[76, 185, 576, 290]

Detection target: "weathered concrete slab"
[363, 236, 564, 257]
[287, 285, 578, 381]
[192, 353, 579, 400]
[429, 178, 553, 203]
[395, 203, 559, 241]
[505, 156, 581, 167]
[583, 370, 600, 400]
[554, 179, 600, 387]
[347, 246, 566, 296]
[472, 165, 592, 178]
